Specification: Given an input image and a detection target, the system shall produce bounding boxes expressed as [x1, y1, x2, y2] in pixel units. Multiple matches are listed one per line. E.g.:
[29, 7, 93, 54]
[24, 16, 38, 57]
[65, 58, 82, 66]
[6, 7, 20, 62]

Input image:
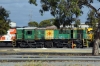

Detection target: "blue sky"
[0, 0, 100, 27]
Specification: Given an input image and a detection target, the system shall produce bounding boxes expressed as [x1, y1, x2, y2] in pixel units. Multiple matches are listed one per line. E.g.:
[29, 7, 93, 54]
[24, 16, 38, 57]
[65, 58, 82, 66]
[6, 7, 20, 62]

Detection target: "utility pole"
[29, 10, 33, 22]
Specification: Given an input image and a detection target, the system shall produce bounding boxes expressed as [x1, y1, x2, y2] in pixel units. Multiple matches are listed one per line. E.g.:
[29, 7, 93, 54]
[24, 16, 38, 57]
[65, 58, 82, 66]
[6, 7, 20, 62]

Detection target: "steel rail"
[0, 57, 100, 61]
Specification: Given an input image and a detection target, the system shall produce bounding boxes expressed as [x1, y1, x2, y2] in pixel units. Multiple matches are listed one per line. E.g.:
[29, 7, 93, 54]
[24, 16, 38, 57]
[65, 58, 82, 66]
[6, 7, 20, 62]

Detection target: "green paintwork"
[73, 30, 77, 39]
[53, 29, 71, 39]
[83, 30, 87, 39]
[35, 29, 45, 39]
[16, 28, 89, 40]
[54, 30, 59, 39]
[66, 30, 71, 39]
[16, 29, 23, 39]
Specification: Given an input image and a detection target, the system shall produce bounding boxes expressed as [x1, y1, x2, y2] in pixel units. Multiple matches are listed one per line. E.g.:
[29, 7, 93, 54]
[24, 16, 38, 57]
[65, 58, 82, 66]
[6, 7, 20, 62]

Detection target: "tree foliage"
[0, 6, 10, 35]
[74, 19, 81, 28]
[29, 0, 84, 28]
[39, 19, 53, 27]
[28, 21, 38, 27]
[85, 9, 99, 30]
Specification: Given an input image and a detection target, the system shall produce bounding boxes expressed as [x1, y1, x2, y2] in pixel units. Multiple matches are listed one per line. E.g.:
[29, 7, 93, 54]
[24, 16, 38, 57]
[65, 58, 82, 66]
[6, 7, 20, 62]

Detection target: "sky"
[0, 0, 100, 27]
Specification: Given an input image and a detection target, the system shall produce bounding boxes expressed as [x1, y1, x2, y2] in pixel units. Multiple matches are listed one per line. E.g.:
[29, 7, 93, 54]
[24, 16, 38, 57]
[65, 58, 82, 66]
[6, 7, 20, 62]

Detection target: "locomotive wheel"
[28, 44, 36, 48]
[44, 41, 53, 48]
[19, 43, 25, 48]
[76, 44, 82, 48]
[36, 42, 43, 48]
[66, 43, 72, 48]
[19, 42, 29, 48]
[56, 42, 63, 48]
[57, 44, 63, 48]
[30, 45, 36, 48]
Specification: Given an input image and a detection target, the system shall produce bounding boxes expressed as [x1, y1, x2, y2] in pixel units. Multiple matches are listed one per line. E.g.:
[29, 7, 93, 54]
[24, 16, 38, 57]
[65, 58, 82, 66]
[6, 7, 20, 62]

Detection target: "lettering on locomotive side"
[28, 36, 31, 38]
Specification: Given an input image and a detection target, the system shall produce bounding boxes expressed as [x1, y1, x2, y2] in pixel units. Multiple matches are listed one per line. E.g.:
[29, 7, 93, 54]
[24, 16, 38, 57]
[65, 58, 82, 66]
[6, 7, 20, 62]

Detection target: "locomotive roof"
[16, 27, 37, 29]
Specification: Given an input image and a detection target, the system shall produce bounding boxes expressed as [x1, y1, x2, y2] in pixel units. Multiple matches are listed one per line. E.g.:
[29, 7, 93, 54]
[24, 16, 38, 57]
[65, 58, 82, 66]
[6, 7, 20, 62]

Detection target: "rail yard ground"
[0, 48, 98, 53]
[0, 61, 100, 66]
[0, 48, 100, 66]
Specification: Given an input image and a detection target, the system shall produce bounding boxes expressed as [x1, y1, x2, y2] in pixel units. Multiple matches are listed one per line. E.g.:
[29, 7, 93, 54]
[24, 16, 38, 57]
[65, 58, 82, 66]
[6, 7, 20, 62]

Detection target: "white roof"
[17, 27, 37, 29]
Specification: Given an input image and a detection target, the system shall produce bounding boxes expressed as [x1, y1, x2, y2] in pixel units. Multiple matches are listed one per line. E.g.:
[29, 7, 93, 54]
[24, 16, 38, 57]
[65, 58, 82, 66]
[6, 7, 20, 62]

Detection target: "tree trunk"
[92, 22, 100, 56]
[92, 39, 99, 56]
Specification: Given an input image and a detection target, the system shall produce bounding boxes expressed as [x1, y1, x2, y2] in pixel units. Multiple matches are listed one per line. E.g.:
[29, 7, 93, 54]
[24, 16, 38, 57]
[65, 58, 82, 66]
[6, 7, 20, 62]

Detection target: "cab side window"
[27, 31, 32, 35]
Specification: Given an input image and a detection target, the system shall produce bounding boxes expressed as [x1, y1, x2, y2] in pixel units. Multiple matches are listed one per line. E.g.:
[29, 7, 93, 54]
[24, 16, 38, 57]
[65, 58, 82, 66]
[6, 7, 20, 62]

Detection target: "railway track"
[0, 55, 100, 62]
[0, 48, 100, 66]
[0, 48, 99, 61]
[0, 48, 100, 55]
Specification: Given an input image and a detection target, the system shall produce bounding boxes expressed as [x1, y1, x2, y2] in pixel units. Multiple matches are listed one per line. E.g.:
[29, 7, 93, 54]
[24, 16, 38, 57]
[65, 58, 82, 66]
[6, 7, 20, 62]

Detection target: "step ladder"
[12, 39, 16, 47]
[83, 39, 88, 48]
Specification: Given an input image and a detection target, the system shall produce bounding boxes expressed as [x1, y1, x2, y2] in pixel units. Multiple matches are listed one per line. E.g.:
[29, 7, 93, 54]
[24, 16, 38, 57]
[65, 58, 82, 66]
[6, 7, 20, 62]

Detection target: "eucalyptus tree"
[29, 0, 100, 56]
[85, 10, 98, 30]
[0, 6, 10, 35]
[29, 0, 82, 28]
[39, 19, 53, 27]
[28, 21, 38, 27]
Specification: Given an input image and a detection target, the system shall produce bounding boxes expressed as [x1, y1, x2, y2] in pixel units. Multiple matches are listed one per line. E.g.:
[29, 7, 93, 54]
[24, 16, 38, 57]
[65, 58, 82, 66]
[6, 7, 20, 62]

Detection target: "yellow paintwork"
[45, 30, 54, 39]
[87, 28, 93, 31]
[88, 34, 93, 39]
[87, 28, 93, 40]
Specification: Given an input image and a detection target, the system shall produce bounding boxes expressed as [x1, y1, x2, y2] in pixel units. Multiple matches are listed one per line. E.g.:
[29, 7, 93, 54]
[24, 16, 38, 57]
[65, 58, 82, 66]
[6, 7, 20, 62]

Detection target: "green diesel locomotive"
[15, 27, 93, 48]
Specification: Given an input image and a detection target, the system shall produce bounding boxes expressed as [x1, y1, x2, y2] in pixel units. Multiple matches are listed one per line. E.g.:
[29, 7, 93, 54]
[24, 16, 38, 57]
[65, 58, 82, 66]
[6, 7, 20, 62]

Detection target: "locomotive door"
[77, 30, 83, 39]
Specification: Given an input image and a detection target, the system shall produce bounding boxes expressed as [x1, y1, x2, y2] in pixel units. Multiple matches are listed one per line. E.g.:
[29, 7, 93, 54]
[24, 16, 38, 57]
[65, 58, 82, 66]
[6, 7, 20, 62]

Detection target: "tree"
[39, 19, 53, 27]
[74, 19, 81, 28]
[0, 6, 10, 35]
[28, 21, 38, 27]
[29, 0, 100, 56]
[29, 0, 82, 28]
[85, 10, 98, 30]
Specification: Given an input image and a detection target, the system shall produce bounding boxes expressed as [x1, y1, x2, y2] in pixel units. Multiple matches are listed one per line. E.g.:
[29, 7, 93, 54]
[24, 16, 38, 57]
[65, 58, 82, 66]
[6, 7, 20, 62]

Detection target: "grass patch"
[15, 61, 42, 66]
[13, 61, 95, 66]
